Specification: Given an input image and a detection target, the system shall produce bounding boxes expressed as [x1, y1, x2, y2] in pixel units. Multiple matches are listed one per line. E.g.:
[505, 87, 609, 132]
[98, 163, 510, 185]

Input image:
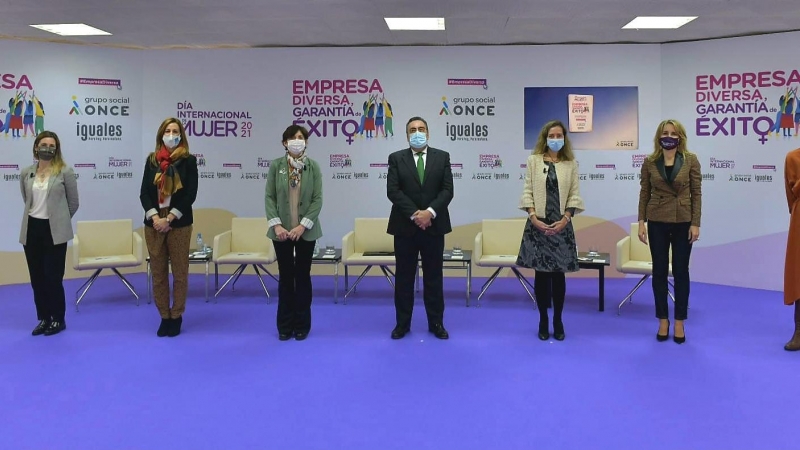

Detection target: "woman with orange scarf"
[139, 118, 198, 337]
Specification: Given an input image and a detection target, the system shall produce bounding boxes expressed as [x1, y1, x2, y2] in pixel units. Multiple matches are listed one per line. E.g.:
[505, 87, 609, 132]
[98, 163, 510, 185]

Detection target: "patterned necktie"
[416, 152, 425, 183]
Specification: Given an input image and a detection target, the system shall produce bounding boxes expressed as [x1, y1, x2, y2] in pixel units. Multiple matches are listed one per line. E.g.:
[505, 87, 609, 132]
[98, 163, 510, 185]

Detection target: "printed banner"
[524, 86, 639, 150]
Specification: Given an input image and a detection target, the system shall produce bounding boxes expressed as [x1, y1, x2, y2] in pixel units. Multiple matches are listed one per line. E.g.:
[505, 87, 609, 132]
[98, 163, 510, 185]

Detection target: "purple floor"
[0, 273, 797, 449]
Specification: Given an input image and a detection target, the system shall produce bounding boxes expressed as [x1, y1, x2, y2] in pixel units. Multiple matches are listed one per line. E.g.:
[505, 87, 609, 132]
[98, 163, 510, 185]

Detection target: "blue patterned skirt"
[516, 217, 579, 273]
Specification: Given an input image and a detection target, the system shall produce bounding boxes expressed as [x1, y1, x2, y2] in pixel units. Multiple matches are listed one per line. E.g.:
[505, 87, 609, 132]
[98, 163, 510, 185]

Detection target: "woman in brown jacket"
[784, 148, 800, 351]
[637, 119, 701, 344]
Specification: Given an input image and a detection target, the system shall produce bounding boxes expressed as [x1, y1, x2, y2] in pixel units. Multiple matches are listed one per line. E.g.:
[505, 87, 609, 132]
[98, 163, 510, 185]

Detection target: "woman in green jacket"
[265, 125, 323, 341]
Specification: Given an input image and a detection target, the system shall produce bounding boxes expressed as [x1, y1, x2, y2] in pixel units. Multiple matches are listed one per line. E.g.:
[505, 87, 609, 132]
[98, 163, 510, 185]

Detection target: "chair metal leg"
[343, 265, 373, 298]
[75, 269, 99, 297]
[511, 268, 537, 308]
[380, 266, 395, 288]
[75, 269, 103, 311]
[618, 275, 650, 315]
[334, 263, 339, 304]
[256, 264, 279, 283]
[214, 265, 246, 298]
[477, 268, 503, 302]
[112, 268, 139, 305]
[231, 266, 246, 291]
[252, 265, 271, 304]
[344, 265, 349, 296]
[205, 261, 210, 303]
[520, 271, 536, 292]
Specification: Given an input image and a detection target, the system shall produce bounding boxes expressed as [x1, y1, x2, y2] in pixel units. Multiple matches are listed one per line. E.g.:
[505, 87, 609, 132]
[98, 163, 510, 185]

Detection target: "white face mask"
[163, 134, 181, 149]
[286, 139, 306, 156]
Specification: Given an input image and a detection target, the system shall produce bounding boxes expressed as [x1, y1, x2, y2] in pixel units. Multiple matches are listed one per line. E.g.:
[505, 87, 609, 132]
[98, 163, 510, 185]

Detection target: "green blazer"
[265, 156, 323, 241]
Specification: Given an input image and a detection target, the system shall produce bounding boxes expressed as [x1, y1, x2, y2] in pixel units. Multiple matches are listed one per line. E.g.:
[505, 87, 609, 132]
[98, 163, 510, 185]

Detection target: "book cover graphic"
[568, 94, 593, 133]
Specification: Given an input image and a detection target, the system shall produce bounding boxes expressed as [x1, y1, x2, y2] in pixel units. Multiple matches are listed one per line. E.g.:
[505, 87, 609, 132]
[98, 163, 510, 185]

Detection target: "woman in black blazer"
[139, 118, 198, 337]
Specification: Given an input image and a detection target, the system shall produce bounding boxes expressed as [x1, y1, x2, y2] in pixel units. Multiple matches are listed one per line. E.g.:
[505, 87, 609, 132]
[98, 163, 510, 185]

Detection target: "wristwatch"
[563, 215, 572, 222]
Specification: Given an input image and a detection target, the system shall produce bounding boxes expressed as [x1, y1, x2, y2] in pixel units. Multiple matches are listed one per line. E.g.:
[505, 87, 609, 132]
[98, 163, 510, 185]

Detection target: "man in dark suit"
[386, 116, 454, 340]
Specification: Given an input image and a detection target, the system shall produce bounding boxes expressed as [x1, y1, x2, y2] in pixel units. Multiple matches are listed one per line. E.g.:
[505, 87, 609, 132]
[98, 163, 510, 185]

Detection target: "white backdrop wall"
[0, 42, 144, 239]
[141, 45, 661, 243]
[1, 33, 795, 291]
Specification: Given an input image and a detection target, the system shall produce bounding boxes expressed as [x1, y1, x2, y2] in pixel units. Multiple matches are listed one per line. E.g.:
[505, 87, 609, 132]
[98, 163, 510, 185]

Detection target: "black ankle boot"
[553, 321, 565, 341]
[552, 297, 565, 341]
[538, 311, 550, 340]
[157, 318, 170, 337]
[168, 316, 182, 337]
[538, 321, 550, 340]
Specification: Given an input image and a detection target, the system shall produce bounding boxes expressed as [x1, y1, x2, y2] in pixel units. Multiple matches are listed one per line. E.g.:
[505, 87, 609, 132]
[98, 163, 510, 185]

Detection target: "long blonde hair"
[32, 131, 66, 175]
[532, 120, 576, 162]
[650, 119, 693, 160]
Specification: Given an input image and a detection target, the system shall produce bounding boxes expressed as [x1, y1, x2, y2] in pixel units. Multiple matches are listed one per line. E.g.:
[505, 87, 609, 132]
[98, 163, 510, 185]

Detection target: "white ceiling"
[0, 0, 798, 48]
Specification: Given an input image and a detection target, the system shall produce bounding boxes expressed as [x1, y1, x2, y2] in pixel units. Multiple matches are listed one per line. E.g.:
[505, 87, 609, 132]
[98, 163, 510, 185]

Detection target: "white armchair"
[616, 222, 678, 314]
[473, 218, 536, 305]
[73, 219, 144, 310]
[341, 218, 396, 302]
[212, 218, 278, 302]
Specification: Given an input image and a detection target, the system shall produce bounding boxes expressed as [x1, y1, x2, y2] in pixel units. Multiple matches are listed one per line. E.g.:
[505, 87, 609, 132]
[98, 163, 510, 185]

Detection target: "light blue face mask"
[163, 134, 181, 149]
[409, 131, 427, 149]
[547, 138, 564, 152]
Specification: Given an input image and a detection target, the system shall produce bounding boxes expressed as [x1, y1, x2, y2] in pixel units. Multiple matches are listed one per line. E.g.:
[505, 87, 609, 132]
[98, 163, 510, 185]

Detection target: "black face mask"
[660, 137, 679, 151]
[37, 148, 56, 161]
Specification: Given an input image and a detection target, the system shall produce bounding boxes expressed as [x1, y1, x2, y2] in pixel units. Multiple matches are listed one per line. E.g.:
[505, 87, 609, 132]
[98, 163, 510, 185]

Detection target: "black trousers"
[23, 217, 68, 322]
[393, 231, 445, 329]
[273, 238, 316, 334]
[647, 221, 692, 320]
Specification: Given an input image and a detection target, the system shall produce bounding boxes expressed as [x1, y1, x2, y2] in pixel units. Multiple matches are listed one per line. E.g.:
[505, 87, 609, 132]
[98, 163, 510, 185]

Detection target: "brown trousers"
[145, 218, 192, 319]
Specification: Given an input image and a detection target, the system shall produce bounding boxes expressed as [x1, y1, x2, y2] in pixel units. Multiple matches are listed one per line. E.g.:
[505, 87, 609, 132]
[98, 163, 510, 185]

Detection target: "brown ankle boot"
[784, 303, 800, 351]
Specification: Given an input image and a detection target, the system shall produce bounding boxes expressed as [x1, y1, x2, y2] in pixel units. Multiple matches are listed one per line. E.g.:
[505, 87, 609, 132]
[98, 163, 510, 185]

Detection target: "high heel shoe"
[656, 320, 670, 342]
[673, 321, 685, 344]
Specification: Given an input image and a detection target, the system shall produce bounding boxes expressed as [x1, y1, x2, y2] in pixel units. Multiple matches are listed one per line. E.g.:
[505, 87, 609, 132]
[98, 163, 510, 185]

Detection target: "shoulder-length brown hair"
[148, 118, 190, 165]
[532, 120, 576, 162]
